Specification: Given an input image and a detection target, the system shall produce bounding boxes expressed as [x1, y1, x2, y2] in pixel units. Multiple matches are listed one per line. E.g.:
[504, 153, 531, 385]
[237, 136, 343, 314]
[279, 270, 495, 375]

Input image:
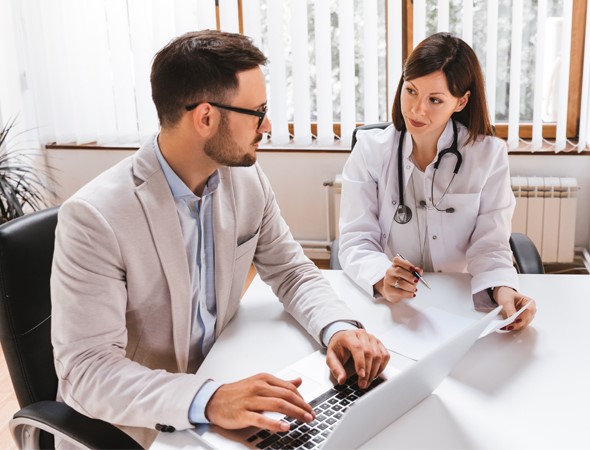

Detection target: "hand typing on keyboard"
[205, 373, 316, 432]
[326, 328, 390, 388]
[246, 374, 386, 449]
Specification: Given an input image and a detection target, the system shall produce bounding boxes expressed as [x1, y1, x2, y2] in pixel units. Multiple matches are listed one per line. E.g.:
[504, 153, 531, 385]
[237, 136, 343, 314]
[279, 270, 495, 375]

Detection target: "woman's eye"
[406, 88, 416, 95]
[430, 97, 442, 104]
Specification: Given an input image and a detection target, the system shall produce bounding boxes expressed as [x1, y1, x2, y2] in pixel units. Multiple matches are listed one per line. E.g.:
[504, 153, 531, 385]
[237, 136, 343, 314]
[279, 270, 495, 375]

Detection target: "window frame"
[403, 0, 587, 141]
[238, 0, 589, 143]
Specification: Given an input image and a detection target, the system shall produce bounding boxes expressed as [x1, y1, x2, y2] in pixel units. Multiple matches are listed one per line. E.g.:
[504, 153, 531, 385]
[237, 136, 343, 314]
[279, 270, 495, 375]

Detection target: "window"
[14, 0, 590, 152]
[409, 0, 588, 151]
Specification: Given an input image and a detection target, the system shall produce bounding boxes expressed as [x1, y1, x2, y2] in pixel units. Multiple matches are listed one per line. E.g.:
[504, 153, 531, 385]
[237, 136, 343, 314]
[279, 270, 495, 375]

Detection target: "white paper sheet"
[478, 301, 532, 338]
[378, 301, 531, 361]
[377, 307, 474, 360]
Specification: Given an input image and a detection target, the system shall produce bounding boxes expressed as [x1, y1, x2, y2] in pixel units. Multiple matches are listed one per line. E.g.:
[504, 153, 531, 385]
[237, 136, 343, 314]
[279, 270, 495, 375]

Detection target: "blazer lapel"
[212, 167, 237, 335]
[133, 141, 192, 373]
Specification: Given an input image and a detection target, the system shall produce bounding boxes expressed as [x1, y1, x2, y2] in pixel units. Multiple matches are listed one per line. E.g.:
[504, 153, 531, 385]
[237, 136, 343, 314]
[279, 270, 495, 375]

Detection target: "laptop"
[189, 305, 502, 449]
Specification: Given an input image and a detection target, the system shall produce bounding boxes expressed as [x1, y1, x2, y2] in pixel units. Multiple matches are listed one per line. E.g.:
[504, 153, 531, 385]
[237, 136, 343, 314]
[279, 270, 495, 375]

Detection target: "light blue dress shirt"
[154, 137, 220, 423]
[154, 136, 357, 424]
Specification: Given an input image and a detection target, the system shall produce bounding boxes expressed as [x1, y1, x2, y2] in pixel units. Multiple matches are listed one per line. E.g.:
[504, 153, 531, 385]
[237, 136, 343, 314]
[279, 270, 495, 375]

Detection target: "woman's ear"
[455, 91, 471, 112]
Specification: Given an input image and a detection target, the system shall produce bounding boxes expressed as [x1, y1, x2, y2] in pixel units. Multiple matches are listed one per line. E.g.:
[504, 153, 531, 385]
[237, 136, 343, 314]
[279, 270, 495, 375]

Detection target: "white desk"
[152, 271, 590, 450]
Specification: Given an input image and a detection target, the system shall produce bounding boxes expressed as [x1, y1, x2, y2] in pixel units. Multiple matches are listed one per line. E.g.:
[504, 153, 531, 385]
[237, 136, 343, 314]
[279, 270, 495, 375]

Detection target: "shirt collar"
[153, 134, 220, 199]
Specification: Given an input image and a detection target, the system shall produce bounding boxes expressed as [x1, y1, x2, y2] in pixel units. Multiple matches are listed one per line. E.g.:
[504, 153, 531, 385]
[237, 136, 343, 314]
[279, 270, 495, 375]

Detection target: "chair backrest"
[0, 207, 60, 408]
[509, 232, 545, 274]
[331, 123, 392, 269]
[351, 122, 391, 150]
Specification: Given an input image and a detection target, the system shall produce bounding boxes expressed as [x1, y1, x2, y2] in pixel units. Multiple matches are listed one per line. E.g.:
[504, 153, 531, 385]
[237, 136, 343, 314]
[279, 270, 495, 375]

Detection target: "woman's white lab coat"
[339, 120, 519, 297]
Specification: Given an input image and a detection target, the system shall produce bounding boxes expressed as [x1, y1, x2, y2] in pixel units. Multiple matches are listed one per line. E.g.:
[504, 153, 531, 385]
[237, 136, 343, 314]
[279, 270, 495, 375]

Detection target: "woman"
[339, 32, 536, 331]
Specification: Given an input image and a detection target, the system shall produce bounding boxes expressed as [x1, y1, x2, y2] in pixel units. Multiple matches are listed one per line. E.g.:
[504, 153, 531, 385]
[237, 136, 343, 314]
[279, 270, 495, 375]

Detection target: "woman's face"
[400, 70, 470, 142]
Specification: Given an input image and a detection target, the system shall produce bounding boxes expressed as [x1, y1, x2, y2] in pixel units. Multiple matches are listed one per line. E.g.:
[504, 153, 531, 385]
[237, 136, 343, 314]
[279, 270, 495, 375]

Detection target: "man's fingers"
[354, 333, 372, 389]
[206, 373, 317, 431]
[326, 347, 347, 385]
[368, 339, 388, 383]
[244, 411, 292, 433]
[251, 396, 314, 424]
[256, 378, 314, 415]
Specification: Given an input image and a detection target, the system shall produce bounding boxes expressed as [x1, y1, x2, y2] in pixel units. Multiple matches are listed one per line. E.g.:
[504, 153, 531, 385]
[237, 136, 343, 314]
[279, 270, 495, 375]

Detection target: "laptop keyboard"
[245, 374, 385, 449]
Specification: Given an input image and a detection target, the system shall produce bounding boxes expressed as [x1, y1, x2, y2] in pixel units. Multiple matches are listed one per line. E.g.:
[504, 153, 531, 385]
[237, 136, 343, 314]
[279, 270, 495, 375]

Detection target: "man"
[51, 30, 389, 448]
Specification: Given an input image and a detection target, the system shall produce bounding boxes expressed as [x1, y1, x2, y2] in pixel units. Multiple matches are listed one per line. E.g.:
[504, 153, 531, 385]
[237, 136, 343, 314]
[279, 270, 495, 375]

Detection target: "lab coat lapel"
[133, 141, 192, 373]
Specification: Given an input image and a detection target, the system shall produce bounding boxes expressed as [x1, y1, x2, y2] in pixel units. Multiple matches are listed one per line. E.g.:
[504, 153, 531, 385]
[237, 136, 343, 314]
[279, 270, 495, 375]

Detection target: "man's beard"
[204, 113, 261, 167]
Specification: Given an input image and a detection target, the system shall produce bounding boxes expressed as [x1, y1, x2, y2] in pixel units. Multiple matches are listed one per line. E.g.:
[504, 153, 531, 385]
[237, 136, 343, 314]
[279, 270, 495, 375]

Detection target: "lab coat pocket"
[438, 193, 481, 248]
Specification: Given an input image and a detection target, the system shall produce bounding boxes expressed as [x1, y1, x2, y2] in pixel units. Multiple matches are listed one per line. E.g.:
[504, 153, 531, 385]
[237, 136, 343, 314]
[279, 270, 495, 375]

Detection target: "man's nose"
[258, 114, 272, 133]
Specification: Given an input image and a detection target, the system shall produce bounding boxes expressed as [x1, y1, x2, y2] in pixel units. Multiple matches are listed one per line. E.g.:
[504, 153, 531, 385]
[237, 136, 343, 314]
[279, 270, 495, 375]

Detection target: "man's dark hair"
[151, 30, 267, 128]
[392, 32, 493, 145]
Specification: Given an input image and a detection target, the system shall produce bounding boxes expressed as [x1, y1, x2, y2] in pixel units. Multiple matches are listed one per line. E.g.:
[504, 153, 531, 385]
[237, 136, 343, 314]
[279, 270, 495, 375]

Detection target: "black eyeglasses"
[185, 102, 268, 130]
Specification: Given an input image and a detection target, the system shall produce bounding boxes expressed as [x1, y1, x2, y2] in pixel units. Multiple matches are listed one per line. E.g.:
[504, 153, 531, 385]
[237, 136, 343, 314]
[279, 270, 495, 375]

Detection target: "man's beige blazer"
[50, 137, 360, 448]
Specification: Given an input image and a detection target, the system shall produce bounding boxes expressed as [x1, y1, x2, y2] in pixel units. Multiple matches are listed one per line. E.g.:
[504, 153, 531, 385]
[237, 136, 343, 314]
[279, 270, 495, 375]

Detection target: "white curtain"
[14, 0, 587, 152]
[418, 0, 580, 153]
[15, 0, 394, 148]
[17, 0, 216, 146]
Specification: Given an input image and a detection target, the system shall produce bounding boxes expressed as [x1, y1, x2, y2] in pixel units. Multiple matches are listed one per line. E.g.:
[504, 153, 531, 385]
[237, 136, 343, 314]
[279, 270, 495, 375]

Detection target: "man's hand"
[326, 329, 390, 389]
[205, 374, 314, 432]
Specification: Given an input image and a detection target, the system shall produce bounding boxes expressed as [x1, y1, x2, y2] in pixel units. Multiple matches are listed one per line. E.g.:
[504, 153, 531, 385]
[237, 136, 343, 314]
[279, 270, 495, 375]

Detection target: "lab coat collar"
[401, 119, 457, 163]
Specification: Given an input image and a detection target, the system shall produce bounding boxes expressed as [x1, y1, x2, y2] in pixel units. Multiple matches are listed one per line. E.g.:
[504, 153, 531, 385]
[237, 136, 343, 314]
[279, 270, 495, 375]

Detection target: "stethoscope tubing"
[394, 119, 462, 224]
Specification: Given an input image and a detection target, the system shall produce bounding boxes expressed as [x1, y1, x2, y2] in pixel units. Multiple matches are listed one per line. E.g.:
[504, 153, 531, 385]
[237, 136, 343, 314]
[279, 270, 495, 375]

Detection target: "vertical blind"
[13, 0, 590, 152]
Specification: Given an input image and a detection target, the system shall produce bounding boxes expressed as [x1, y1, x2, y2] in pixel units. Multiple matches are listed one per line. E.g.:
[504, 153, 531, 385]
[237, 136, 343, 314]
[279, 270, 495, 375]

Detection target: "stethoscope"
[393, 119, 463, 224]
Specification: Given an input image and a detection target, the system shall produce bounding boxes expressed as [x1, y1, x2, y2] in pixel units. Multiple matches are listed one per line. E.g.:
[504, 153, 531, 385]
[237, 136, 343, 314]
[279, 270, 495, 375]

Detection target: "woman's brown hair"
[391, 32, 494, 145]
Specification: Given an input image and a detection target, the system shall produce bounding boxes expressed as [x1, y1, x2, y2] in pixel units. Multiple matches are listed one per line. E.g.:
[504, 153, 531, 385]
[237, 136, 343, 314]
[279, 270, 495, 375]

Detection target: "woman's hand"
[494, 287, 537, 331]
[374, 255, 421, 304]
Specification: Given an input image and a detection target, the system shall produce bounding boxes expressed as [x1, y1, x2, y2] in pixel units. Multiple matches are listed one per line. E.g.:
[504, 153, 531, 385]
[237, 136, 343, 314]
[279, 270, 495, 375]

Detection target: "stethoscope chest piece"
[394, 204, 413, 224]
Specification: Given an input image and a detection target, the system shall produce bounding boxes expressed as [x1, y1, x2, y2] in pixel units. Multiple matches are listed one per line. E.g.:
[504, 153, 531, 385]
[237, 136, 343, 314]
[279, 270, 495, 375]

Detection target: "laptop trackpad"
[275, 351, 333, 404]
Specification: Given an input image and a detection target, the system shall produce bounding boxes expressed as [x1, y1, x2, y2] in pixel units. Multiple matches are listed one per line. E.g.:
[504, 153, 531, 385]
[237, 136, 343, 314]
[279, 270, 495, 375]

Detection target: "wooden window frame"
[215, 0, 588, 144]
[403, 0, 587, 141]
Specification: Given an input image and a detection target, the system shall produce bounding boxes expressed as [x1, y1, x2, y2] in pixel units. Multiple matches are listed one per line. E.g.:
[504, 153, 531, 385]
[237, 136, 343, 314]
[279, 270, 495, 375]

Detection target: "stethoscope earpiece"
[418, 201, 454, 213]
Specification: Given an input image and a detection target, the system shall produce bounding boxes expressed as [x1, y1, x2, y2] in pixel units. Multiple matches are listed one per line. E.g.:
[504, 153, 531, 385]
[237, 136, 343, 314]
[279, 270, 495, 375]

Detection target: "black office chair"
[0, 207, 141, 449]
[509, 232, 544, 274]
[331, 123, 545, 275]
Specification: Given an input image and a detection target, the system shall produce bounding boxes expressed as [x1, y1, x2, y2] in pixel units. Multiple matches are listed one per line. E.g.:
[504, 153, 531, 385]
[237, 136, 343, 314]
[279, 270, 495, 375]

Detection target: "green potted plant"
[0, 117, 56, 223]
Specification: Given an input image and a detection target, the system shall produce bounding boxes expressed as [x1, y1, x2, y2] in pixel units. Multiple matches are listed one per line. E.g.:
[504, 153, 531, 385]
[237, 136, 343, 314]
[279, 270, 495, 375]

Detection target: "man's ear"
[190, 103, 218, 138]
[455, 91, 471, 112]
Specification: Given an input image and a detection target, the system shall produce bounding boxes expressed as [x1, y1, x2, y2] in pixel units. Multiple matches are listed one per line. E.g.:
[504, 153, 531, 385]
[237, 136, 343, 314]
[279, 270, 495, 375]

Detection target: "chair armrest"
[509, 233, 545, 274]
[10, 400, 142, 450]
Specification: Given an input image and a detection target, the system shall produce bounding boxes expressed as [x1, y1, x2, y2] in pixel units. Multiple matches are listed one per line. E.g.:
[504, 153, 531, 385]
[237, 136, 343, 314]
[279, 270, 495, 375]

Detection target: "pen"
[396, 253, 431, 290]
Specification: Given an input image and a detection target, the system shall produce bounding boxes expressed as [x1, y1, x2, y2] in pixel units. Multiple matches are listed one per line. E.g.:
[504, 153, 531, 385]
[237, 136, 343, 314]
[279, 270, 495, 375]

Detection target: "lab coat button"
[406, 165, 411, 170]
[382, 234, 386, 238]
[432, 235, 438, 240]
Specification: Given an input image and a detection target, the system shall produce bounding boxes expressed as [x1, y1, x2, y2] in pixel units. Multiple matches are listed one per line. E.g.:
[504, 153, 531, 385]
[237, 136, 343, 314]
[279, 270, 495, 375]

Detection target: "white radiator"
[511, 176, 578, 263]
[328, 175, 579, 264]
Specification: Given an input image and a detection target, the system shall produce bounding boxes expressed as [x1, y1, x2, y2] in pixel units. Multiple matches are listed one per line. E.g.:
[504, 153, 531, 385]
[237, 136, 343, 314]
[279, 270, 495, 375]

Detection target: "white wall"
[46, 149, 590, 252]
[0, 0, 22, 128]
